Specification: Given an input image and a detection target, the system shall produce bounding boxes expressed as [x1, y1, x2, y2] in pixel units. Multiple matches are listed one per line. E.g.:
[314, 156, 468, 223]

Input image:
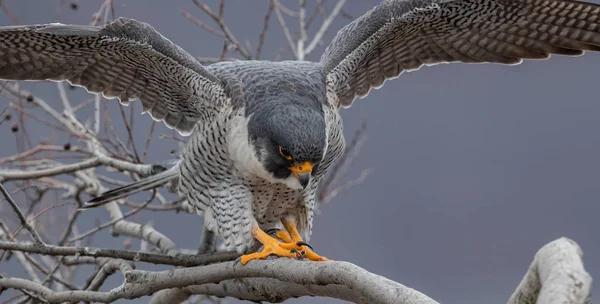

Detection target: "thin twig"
[255, 0, 275, 60]
[20, 253, 78, 290]
[192, 0, 251, 59]
[71, 96, 95, 114]
[118, 104, 141, 163]
[276, 1, 300, 17]
[7, 202, 72, 243]
[0, 183, 44, 244]
[304, 0, 347, 56]
[68, 190, 157, 243]
[180, 8, 225, 38]
[6, 103, 72, 134]
[306, 0, 327, 29]
[0, 145, 90, 164]
[0, 0, 20, 24]
[142, 121, 157, 163]
[319, 121, 367, 202]
[273, 1, 298, 59]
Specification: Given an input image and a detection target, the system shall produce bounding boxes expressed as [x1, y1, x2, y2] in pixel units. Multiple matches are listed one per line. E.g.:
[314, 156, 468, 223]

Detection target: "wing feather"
[321, 0, 600, 108]
[0, 18, 228, 135]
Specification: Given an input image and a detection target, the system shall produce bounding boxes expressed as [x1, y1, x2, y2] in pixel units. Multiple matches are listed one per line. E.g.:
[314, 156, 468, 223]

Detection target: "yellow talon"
[240, 227, 301, 264]
[240, 219, 330, 264]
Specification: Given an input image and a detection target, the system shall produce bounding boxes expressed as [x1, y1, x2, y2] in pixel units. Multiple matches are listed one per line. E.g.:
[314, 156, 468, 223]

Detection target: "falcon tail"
[84, 164, 179, 208]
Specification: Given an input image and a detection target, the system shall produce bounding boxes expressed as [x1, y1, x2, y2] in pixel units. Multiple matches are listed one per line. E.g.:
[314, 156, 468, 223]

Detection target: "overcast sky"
[1, 1, 600, 303]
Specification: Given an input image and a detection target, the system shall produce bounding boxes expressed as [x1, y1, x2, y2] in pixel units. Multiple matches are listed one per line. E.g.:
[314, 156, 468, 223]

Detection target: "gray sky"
[1, 1, 600, 303]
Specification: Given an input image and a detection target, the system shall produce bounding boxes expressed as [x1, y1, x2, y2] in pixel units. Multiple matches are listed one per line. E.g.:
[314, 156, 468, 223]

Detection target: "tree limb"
[0, 259, 439, 304]
[86, 259, 134, 291]
[508, 237, 592, 304]
[0, 183, 44, 244]
[0, 240, 240, 267]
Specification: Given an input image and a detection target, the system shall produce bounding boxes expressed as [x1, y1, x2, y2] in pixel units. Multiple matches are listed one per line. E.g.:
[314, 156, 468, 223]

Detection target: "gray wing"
[320, 0, 600, 109]
[0, 18, 229, 135]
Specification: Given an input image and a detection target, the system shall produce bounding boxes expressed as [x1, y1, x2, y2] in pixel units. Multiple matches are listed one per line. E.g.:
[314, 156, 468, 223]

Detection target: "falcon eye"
[278, 145, 292, 160]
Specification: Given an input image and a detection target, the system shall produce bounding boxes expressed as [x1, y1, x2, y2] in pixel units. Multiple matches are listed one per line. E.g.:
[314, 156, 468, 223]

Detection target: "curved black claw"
[296, 241, 314, 251]
[290, 248, 304, 259]
[265, 228, 281, 237]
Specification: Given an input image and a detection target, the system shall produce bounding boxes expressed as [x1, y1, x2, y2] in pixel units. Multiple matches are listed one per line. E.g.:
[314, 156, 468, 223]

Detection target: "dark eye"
[278, 145, 292, 160]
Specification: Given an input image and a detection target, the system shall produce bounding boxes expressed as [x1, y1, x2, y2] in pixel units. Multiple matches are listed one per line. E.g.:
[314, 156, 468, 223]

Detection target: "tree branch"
[0, 259, 438, 304]
[0, 240, 240, 267]
[86, 259, 134, 291]
[0, 183, 44, 244]
[304, 0, 346, 56]
[508, 237, 592, 304]
[273, 1, 298, 59]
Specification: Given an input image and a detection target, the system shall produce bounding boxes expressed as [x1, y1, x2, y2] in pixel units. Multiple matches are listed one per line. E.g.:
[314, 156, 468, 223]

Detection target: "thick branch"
[508, 237, 592, 304]
[0, 259, 438, 304]
[183, 278, 365, 303]
[86, 259, 134, 291]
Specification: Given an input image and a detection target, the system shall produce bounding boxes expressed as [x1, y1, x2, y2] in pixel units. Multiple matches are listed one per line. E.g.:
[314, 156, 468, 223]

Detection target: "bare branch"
[319, 121, 368, 203]
[117, 104, 141, 163]
[0, 240, 239, 267]
[86, 259, 133, 291]
[192, 0, 251, 59]
[273, 1, 298, 59]
[0, 145, 91, 164]
[93, 95, 101, 134]
[508, 237, 592, 304]
[69, 190, 156, 243]
[297, 0, 308, 60]
[0, 259, 438, 304]
[305, 0, 326, 29]
[255, 0, 275, 60]
[304, 0, 346, 56]
[0, 0, 20, 24]
[0, 183, 44, 244]
[274, 1, 299, 17]
[0, 156, 156, 182]
[56, 82, 73, 117]
[0, 224, 41, 283]
[180, 8, 225, 38]
[142, 121, 157, 163]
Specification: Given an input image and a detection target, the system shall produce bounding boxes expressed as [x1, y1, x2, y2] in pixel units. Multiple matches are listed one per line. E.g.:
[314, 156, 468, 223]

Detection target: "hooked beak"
[289, 161, 313, 189]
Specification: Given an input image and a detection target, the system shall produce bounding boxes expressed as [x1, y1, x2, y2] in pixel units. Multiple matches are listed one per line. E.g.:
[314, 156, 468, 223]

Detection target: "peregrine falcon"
[1, 0, 600, 264]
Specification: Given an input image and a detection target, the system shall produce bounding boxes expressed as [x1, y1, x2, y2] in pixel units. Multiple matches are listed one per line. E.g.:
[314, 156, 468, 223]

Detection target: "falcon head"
[247, 97, 326, 190]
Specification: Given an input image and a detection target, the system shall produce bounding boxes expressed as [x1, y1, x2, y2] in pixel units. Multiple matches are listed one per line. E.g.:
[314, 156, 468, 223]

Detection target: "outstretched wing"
[320, 0, 600, 109]
[0, 18, 229, 135]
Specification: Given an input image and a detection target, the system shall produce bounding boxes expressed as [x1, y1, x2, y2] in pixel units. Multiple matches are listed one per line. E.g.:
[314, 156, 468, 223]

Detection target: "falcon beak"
[290, 161, 313, 189]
